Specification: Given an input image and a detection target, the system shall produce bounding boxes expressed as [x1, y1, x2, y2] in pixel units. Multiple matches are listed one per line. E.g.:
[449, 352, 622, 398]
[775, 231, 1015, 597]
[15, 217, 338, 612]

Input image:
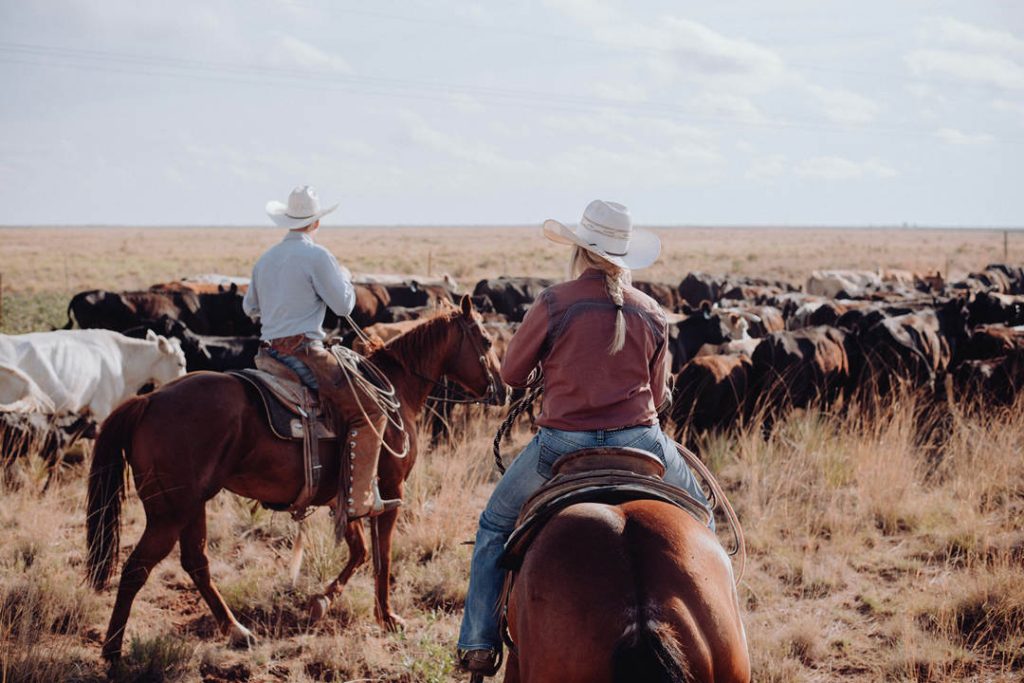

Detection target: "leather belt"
[261, 334, 311, 355]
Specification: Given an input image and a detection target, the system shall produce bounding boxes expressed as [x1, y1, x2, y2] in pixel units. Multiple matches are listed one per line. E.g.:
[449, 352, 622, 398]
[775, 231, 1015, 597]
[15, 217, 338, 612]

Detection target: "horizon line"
[1, 223, 1023, 231]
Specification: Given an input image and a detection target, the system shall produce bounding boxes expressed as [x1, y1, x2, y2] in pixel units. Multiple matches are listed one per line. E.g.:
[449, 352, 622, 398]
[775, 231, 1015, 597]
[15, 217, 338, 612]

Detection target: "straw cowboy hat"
[266, 185, 338, 229]
[542, 199, 661, 270]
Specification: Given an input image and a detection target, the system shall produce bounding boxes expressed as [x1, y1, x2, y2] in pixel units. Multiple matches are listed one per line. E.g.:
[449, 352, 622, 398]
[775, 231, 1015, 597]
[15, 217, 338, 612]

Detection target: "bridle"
[409, 315, 505, 406]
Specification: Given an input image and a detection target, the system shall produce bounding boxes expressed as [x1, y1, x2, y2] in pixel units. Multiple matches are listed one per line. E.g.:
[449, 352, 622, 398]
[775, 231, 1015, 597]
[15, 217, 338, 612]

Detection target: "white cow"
[0, 364, 56, 413]
[806, 270, 882, 299]
[0, 329, 186, 422]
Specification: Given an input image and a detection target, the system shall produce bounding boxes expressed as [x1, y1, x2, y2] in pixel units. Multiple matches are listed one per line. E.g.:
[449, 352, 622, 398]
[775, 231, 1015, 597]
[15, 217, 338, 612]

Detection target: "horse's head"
[444, 295, 508, 406]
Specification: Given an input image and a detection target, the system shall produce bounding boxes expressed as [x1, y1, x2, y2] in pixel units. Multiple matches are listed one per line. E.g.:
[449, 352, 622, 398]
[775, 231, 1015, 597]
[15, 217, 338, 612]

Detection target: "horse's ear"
[460, 294, 473, 317]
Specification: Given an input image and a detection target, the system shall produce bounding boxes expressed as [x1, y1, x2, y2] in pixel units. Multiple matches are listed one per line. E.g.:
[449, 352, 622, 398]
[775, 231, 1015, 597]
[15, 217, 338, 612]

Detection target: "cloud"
[746, 154, 786, 180]
[543, 1, 880, 131]
[269, 34, 353, 73]
[690, 92, 766, 123]
[544, 1, 784, 91]
[399, 112, 535, 174]
[906, 49, 1024, 90]
[923, 17, 1024, 56]
[993, 98, 1024, 123]
[539, 111, 719, 162]
[906, 17, 1024, 91]
[448, 93, 487, 113]
[794, 156, 897, 180]
[803, 84, 881, 125]
[935, 127, 995, 145]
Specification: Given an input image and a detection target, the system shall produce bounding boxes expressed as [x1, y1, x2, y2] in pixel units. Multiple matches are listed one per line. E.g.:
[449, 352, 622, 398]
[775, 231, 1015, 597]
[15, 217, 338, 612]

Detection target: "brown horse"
[504, 500, 749, 683]
[86, 296, 505, 661]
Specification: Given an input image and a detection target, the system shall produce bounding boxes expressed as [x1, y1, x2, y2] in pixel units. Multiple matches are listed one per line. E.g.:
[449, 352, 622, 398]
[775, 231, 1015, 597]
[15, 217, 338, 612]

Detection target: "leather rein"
[407, 315, 504, 406]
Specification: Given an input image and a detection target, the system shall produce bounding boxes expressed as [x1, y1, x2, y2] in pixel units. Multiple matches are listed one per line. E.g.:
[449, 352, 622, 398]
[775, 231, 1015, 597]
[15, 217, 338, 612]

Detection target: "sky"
[0, 0, 1021, 227]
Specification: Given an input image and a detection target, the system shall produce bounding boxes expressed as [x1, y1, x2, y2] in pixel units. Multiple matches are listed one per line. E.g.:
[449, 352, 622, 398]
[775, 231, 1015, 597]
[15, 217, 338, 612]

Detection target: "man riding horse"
[242, 185, 399, 532]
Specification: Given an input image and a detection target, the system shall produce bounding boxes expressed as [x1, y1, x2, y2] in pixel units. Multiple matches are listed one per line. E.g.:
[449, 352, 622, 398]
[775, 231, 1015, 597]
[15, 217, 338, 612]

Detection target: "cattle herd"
[2, 263, 1024, 477]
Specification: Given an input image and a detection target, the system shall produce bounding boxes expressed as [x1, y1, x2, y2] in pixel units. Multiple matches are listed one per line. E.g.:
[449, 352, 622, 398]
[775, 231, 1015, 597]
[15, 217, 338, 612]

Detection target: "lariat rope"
[490, 367, 746, 582]
[333, 317, 409, 458]
[491, 368, 544, 474]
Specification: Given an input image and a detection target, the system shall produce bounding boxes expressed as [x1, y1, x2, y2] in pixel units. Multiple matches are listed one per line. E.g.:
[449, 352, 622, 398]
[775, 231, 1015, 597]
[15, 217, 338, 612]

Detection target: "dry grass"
[1, 396, 1022, 682]
[2, 227, 1024, 681]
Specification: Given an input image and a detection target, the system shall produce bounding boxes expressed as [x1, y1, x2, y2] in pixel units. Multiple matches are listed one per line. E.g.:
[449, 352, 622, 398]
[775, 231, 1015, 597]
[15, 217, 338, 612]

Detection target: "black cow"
[1, 411, 95, 487]
[65, 286, 257, 337]
[665, 302, 731, 373]
[669, 353, 751, 445]
[953, 350, 1024, 407]
[967, 291, 1024, 327]
[747, 326, 851, 429]
[472, 277, 554, 321]
[122, 317, 259, 372]
[382, 281, 453, 309]
[849, 299, 969, 398]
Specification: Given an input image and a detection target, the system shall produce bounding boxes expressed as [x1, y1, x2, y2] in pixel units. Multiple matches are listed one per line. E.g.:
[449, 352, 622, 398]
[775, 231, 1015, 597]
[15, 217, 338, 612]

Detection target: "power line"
[271, 0, 1024, 93]
[2, 41, 1021, 145]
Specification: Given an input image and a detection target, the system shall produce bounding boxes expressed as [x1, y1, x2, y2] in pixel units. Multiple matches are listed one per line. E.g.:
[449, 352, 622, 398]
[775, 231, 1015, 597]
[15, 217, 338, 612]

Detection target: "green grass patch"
[0, 291, 69, 334]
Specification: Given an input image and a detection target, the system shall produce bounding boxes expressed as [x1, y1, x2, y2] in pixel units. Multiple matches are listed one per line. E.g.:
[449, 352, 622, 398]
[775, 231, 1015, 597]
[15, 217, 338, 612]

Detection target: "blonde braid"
[569, 246, 629, 355]
[605, 271, 626, 354]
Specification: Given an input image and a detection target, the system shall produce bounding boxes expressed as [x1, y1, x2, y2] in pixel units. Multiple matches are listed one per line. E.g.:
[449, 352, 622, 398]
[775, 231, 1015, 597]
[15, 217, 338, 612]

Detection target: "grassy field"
[1, 227, 1023, 682]
[2, 225, 1022, 333]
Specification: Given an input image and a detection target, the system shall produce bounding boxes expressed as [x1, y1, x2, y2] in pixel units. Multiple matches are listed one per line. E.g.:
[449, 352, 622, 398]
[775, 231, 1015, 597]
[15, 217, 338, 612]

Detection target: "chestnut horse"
[86, 296, 505, 661]
[503, 500, 749, 683]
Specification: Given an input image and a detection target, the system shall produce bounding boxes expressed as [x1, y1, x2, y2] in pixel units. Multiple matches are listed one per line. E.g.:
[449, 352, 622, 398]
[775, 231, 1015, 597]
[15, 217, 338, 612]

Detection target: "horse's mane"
[367, 304, 461, 375]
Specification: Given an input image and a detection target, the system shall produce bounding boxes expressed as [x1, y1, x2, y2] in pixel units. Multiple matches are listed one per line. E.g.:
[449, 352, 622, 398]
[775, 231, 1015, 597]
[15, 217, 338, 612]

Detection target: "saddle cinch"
[500, 447, 712, 572]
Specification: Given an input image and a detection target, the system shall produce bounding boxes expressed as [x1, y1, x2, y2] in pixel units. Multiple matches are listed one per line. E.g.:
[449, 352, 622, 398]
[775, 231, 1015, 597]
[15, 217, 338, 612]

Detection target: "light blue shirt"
[242, 231, 355, 341]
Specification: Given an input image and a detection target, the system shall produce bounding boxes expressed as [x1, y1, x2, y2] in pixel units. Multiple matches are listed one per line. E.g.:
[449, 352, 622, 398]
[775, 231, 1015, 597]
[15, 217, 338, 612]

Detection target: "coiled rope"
[491, 369, 544, 474]
[331, 317, 409, 458]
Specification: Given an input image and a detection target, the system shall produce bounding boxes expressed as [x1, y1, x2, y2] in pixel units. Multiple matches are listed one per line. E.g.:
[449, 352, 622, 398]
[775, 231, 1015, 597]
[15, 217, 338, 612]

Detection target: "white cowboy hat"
[266, 185, 338, 229]
[542, 199, 661, 270]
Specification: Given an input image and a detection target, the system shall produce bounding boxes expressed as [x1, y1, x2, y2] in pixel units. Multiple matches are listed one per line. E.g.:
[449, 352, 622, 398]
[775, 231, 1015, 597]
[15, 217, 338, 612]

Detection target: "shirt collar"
[578, 267, 605, 280]
[283, 230, 314, 244]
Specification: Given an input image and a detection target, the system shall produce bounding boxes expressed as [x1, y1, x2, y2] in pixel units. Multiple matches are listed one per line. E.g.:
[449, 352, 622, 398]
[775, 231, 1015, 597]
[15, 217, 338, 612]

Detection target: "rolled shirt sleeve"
[311, 248, 356, 318]
[500, 293, 549, 387]
[242, 271, 260, 318]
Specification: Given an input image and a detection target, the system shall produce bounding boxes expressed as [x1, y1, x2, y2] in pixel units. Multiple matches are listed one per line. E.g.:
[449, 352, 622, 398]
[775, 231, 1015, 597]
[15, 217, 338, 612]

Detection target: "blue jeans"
[264, 345, 322, 390]
[456, 423, 713, 652]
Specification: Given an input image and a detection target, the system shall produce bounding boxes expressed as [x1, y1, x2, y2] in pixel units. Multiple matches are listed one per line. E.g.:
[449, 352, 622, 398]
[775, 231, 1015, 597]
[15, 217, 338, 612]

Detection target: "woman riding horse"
[457, 200, 718, 677]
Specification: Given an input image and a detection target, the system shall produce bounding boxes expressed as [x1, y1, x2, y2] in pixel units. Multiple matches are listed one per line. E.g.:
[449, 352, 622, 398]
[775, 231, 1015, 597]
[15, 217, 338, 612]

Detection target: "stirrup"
[369, 479, 402, 517]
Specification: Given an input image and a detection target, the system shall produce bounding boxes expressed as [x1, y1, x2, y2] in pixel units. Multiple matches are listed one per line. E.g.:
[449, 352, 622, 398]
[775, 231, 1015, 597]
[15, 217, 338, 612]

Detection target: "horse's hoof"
[307, 596, 331, 624]
[380, 611, 406, 632]
[227, 623, 257, 649]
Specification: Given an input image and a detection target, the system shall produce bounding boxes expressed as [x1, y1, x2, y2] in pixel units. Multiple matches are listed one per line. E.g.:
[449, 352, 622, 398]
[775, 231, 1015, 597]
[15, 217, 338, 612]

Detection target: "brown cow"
[633, 280, 681, 310]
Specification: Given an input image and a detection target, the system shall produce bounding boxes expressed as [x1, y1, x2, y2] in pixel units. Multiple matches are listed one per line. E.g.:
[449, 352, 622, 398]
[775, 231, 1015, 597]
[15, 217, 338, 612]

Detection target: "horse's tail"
[612, 613, 694, 683]
[86, 396, 148, 590]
